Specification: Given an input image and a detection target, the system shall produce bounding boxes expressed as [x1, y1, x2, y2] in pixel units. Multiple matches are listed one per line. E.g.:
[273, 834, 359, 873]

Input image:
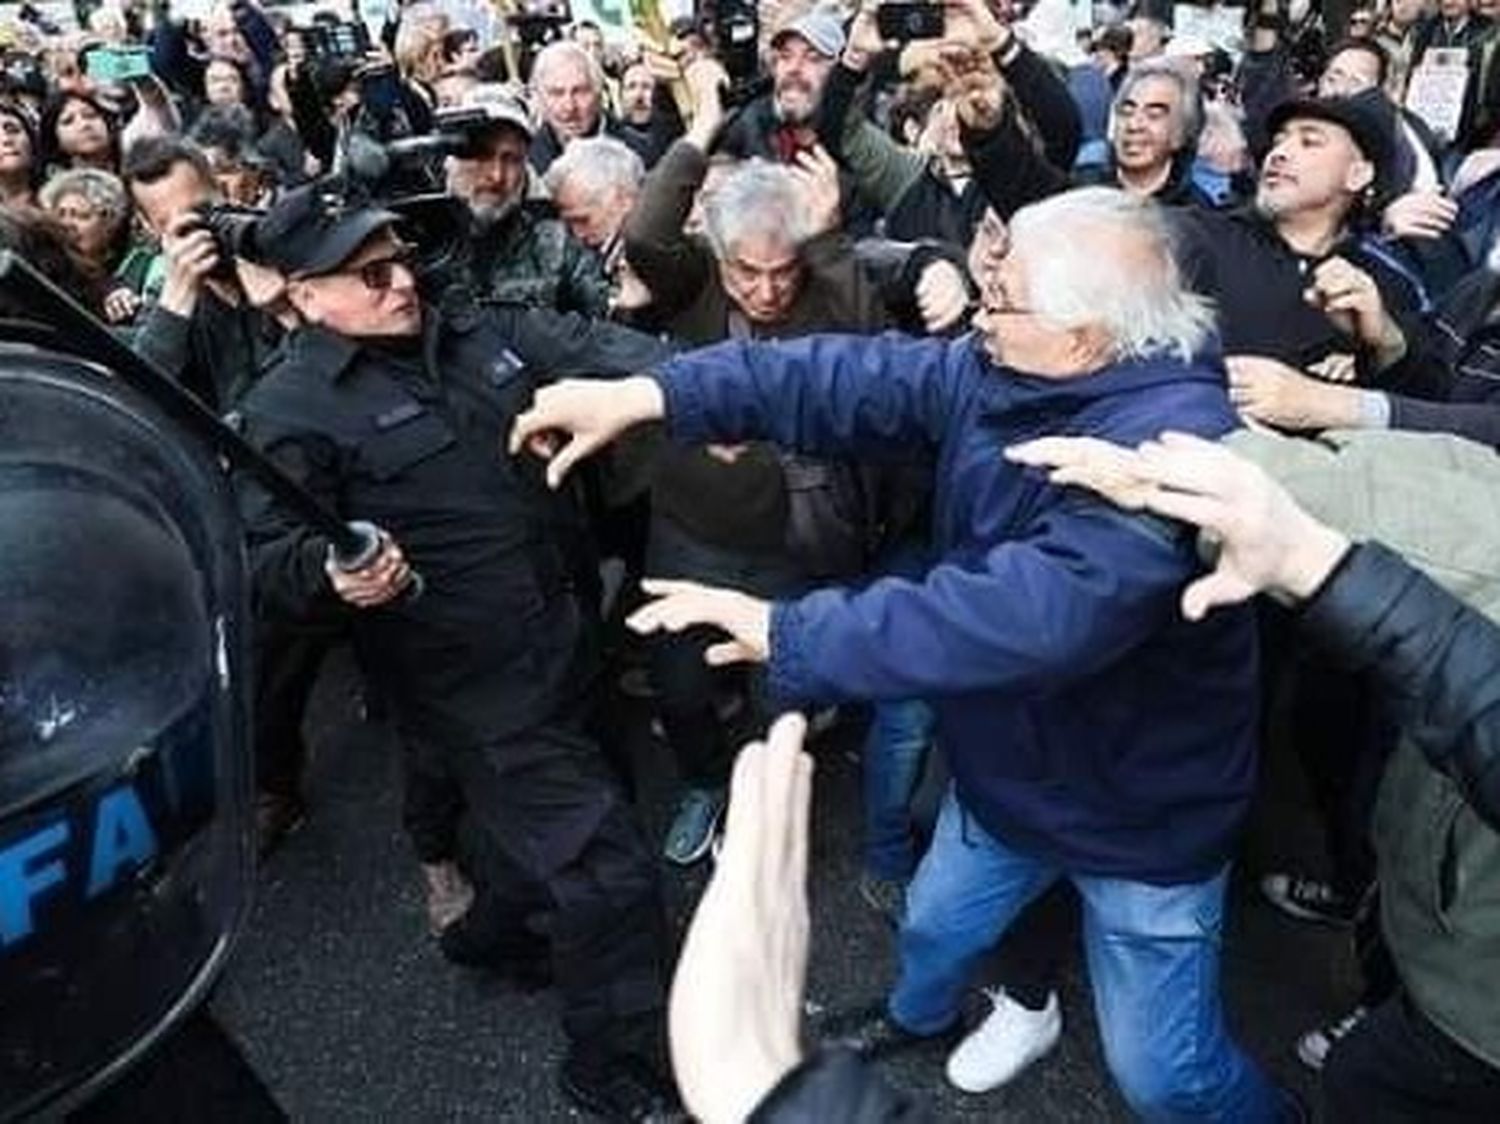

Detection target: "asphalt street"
[205, 649, 1354, 1122]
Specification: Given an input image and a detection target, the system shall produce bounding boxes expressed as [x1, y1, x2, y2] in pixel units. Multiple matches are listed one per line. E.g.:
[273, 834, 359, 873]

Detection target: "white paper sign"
[1405, 49, 1471, 142]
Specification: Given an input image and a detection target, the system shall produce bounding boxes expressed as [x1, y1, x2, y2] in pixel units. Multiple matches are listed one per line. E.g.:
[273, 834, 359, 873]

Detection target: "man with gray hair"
[543, 135, 645, 257]
[510, 186, 1298, 1118]
[528, 39, 657, 172]
[969, 54, 1219, 216]
[617, 55, 894, 867]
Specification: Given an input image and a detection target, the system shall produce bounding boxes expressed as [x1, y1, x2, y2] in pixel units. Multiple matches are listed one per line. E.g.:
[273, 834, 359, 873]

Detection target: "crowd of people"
[3, 0, 1500, 1120]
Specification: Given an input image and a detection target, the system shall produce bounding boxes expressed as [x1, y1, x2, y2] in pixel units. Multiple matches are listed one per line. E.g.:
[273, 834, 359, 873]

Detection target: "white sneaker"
[946, 989, 1062, 1094]
[1295, 1006, 1369, 1071]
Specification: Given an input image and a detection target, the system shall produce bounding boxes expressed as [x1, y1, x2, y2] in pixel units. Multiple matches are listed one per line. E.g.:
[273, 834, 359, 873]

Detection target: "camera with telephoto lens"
[187, 202, 264, 279]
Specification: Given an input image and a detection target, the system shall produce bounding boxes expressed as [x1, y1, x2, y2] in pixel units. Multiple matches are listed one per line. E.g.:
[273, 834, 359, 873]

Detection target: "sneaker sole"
[1262, 894, 1355, 927]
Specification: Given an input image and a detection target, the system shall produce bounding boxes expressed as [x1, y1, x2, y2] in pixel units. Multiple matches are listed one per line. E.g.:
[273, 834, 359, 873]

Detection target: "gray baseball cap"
[770, 7, 847, 58]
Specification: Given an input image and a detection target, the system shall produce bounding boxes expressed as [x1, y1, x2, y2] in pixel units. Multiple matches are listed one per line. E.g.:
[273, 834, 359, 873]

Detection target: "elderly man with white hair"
[510, 187, 1298, 1120]
[543, 135, 644, 257]
[528, 39, 656, 172]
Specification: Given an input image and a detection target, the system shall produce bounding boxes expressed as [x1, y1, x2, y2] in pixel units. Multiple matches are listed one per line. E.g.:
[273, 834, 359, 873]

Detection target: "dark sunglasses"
[350, 243, 416, 290]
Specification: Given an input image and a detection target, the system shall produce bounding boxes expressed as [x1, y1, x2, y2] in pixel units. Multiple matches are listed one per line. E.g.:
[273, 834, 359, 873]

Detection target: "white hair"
[701, 160, 812, 258]
[1007, 187, 1215, 363]
[40, 168, 130, 225]
[529, 40, 604, 94]
[544, 136, 644, 202]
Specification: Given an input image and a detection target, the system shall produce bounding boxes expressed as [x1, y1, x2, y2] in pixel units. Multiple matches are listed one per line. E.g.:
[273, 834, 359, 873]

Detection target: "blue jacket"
[656, 332, 1259, 884]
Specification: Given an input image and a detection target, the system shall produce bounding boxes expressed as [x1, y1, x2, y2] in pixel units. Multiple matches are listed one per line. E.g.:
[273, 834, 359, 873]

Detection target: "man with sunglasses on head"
[234, 183, 681, 1123]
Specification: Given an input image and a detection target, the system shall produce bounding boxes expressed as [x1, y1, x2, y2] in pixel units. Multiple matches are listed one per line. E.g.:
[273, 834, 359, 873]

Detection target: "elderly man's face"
[204, 59, 246, 107]
[1256, 118, 1372, 220]
[447, 127, 530, 219]
[1319, 48, 1381, 97]
[553, 180, 635, 251]
[971, 241, 1109, 378]
[537, 55, 601, 141]
[1114, 75, 1183, 176]
[771, 35, 833, 126]
[720, 233, 804, 324]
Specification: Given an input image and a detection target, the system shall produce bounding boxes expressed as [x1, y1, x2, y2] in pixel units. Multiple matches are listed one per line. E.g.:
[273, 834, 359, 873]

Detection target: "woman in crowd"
[39, 167, 154, 323]
[203, 55, 255, 114]
[0, 102, 41, 209]
[38, 91, 121, 175]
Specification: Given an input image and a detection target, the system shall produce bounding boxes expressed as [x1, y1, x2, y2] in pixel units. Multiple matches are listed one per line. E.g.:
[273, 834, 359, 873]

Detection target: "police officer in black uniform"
[234, 184, 679, 1121]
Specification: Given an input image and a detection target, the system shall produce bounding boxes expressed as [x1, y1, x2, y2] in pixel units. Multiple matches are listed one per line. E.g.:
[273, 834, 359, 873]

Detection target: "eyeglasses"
[349, 244, 416, 290]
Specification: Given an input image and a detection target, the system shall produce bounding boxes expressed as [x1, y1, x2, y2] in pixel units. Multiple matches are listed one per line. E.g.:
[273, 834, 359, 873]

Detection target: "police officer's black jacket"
[237, 302, 672, 749]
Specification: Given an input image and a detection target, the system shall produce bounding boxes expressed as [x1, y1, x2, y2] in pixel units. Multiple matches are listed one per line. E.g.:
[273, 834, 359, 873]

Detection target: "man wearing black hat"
[1174, 94, 1449, 1057]
[235, 183, 680, 1121]
[1174, 92, 1443, 399]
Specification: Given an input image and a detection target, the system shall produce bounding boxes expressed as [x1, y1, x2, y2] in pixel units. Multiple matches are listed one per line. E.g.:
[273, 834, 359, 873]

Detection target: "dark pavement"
[206, 650, 1358, 1121]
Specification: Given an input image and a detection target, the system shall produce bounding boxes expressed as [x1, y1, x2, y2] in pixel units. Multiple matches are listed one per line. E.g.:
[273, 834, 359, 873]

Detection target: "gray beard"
[470, 193, 522, 228]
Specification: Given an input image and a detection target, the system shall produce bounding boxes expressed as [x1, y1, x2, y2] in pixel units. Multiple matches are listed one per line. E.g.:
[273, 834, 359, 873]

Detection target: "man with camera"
[125, 133, 330, 855]
[234, 183, 680, 1122]
[446, 86, 611, 316]
[126, 134, 282, 411]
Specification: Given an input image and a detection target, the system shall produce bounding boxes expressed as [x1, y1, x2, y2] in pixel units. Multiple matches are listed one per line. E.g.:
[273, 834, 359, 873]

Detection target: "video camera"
[508, 0, 572, 79]
[187, 202, 264, 280]
[187, 106, 494, 291]
[712, 0, 766, 108]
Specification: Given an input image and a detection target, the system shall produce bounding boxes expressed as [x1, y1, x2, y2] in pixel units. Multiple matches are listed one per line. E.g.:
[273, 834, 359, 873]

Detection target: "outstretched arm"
[627, 497, 1197, 705]
[510, 332, 965, 488]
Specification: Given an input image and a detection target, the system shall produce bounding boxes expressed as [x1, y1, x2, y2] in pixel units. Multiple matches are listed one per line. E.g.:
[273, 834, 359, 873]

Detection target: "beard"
[773, 83, 818, 126]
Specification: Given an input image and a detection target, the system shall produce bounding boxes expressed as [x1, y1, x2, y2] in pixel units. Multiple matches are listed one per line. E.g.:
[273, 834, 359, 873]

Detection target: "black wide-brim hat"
[1266, 90, 1398, 201]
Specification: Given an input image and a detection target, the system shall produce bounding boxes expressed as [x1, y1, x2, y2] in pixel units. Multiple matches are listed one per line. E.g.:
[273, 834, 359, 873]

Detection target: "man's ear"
[284, 278, 318, 324]
[1345, 156, 1375, 197]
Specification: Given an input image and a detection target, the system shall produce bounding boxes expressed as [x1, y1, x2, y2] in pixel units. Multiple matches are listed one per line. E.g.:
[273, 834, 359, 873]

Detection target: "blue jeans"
[861, 699, 934, 880]
[891, 789, 1289, 1122]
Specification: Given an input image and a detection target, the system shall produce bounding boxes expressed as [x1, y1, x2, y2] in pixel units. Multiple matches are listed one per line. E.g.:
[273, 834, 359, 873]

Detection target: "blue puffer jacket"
[656, 331, 1259, 884]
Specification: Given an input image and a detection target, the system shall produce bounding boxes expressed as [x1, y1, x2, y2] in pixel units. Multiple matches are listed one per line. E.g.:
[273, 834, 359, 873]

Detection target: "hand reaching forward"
[508, 375, 665, 490]
[627, 579, 772, 665]
[1006, 431, 1352, 620]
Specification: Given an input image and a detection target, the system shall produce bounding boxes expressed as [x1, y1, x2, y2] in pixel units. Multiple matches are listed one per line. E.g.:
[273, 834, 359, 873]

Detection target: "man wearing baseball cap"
[719, 5, 846, 163]
[445, 85, 610, 316]
[238, 182, 682, 1121]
